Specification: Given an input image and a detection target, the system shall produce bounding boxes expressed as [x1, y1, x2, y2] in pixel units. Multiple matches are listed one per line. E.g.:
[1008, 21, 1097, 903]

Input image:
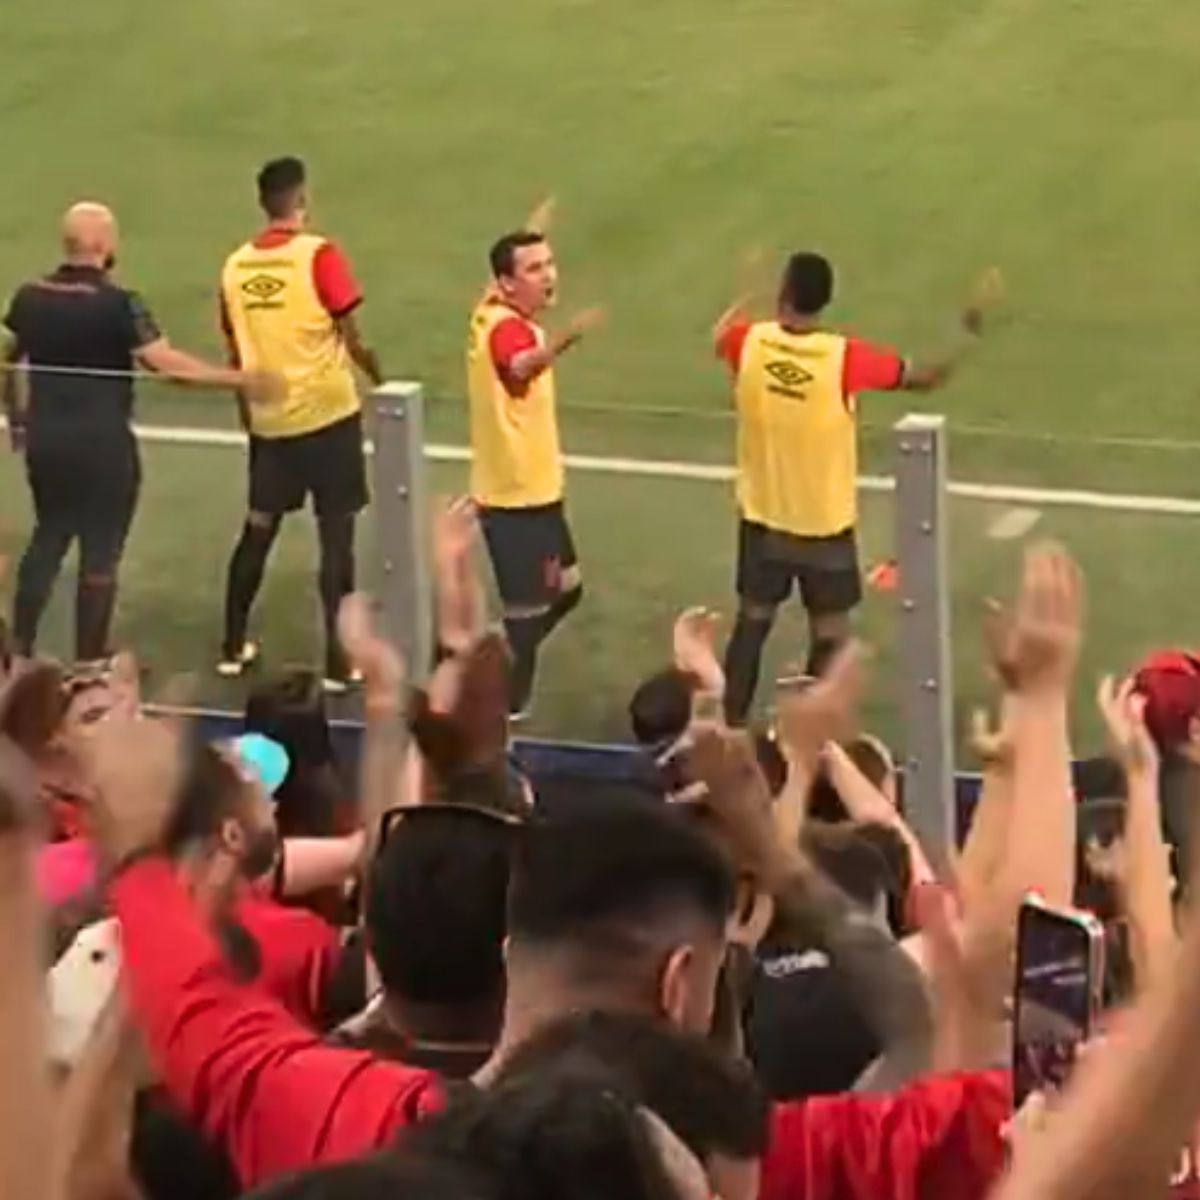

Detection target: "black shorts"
[479, 501, 578, 609]
[26, 437, 140, 569]
[248, 413, 368, 516]
[736, 519, 862, 614]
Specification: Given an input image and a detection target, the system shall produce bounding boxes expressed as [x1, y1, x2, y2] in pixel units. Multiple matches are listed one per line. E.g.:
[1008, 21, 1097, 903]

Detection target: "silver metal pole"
[369, 381, 431, 679]
[893, 413, 955, 874]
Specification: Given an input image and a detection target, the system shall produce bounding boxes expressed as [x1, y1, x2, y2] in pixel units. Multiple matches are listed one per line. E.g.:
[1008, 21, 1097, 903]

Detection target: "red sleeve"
[236, 897, 342, 1028]
[760, 1070, 1010, 1200]
[489, 315, 539, 397]
[842, 337, 905, 396]
[312, 240, 364, 318]
[716, 321, 751, 373]
[113, 859, 441, 1190]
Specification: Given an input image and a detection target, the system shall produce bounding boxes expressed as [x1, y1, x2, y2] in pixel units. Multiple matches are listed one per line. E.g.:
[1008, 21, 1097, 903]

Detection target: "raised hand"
[525, 194, 557, 235]
[566, 306, 606, 341]
[678, 724, 784, 883]
[432, 496, 483, 656]
[672, 606, 725, 697]
[86, 712, 183, 865]
[337, 593, 405, 718]
[774, 640, 866, 768]
[432, 496, 479, 572]
[969, 706, 1014, 770]
[1097, 675, 1158, 778]
[984, 543, 1083, 699]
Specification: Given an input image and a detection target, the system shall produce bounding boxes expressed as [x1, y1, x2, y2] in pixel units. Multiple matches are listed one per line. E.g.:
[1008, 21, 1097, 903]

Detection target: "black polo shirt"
[3, 264, 161, 452]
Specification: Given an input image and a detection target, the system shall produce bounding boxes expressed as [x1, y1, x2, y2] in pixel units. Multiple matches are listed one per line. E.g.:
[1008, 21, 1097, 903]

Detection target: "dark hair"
[367, 807, 517, 1005]
[507, 807, 734, 951]
[407, 1057, 679, 1200]
[497, 1011, 769, 1161]
[806, 736, 894, 824]
[246, 1152, 495, 1200]
[629, 669, 697, 748]
[489, 231, 546, 280]
[257, 156, 307, 219]
[802, 820, 910, 910]
[162, 738, 245, 857]
[779, 252, 834, 316]
[245, 672, 342, 837]
[0, 662, 67, 756]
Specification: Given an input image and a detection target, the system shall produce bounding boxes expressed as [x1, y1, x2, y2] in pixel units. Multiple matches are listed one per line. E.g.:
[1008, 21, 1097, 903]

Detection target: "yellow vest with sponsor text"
[735, 323, 856, 537]
[467, 299, 563, 508]
[221, 233, 360, 439]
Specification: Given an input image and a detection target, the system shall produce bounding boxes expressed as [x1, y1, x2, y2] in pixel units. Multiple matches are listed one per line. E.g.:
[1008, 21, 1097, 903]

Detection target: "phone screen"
[1013, 900, 1104, 1107]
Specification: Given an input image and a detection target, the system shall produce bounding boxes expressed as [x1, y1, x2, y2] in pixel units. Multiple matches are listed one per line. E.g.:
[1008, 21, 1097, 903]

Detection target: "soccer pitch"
[4, 0, 1200, 749]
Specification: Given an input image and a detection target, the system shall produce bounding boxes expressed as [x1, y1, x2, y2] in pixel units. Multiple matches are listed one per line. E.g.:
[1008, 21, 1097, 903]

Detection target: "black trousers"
[13, 437, 141, 660]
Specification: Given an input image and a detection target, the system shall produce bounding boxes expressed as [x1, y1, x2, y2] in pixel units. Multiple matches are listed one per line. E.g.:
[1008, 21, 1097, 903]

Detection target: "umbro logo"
[241, 274, 286, 301]
[764, 360, 814, 390]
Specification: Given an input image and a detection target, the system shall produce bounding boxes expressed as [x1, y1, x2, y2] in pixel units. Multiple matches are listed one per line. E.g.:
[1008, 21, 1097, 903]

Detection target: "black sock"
[75, 576, 116, 662]
[504, 615, 544, 713]
[223, 518, 280, 658]
[317, 514, 356, 678]
[806, 635, 843, 678]
[723, 612, 773, 726]
[544, 583, 583, 637]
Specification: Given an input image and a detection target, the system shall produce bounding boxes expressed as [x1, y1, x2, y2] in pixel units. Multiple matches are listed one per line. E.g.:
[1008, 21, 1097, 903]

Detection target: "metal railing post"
[893, 413, 955, 873]
[369, 381, 431, 678]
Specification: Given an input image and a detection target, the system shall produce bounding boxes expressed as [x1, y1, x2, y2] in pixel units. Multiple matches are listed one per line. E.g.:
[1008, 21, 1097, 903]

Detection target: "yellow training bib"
[466, 299, 563, 508]
[221, 233, 360, 439]
[735, 323, 857, 537]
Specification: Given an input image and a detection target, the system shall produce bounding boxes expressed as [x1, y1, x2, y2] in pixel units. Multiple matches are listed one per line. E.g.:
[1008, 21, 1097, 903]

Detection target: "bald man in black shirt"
[3, 202, 268, 663]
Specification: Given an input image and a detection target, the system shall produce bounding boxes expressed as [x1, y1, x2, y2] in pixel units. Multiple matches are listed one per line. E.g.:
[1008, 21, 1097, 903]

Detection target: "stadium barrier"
[365, 383, 958, 869]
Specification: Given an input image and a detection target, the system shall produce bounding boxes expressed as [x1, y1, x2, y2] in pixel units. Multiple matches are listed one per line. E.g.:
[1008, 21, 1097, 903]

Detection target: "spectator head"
[629, 669, 698, 749]
[496, 1011, 768, 1200]
[1133, 651, 1200, 754]
[245, 671, 344, 838]
[802, 820, 911, 919]
[807, 733, 897, 823]
[367, 804, 519, 1039]
[488, 231, 557, 314]
[0, 662, 66, 759]
[410, 634, 525, 812]
[504, 807, 734, 1036]
[408, 1053, 707, 1200]
[61, 201, 119, 271]
[778, 252, 835, 318]
[245, 1152, 496, 1200]
[257, 156, 308, 222]
[164, 735, 285, 884]
[56, 654, 141, 752]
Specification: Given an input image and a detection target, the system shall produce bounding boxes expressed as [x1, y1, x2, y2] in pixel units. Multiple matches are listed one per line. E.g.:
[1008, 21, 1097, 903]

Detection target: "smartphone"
[1012, 896, 1106, 1107]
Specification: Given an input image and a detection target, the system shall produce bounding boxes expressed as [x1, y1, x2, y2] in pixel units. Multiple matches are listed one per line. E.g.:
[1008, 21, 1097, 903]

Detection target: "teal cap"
[231, 733, 290, 796]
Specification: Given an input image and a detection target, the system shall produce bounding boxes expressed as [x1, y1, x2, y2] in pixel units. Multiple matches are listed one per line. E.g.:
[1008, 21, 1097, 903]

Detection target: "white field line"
[117, 422, 1200, 518]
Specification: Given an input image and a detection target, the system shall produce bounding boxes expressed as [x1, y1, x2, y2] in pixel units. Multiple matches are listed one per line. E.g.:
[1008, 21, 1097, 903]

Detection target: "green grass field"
[4, 0, 1200, 750]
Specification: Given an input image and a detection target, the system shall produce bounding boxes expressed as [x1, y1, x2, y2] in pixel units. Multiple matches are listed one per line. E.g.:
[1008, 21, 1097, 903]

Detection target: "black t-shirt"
[4, 264, 160, 450]
[744, 941, 881, 1100]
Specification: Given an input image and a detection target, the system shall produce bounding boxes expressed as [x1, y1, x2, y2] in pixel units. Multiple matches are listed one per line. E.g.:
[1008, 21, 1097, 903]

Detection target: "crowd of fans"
[5, 502, 1200, 1200]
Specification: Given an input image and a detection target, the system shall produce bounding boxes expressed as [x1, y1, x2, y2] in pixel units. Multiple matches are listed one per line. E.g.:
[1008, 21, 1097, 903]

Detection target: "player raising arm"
[466, 198, 604, 719]
[714, 252, 1002, 724]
